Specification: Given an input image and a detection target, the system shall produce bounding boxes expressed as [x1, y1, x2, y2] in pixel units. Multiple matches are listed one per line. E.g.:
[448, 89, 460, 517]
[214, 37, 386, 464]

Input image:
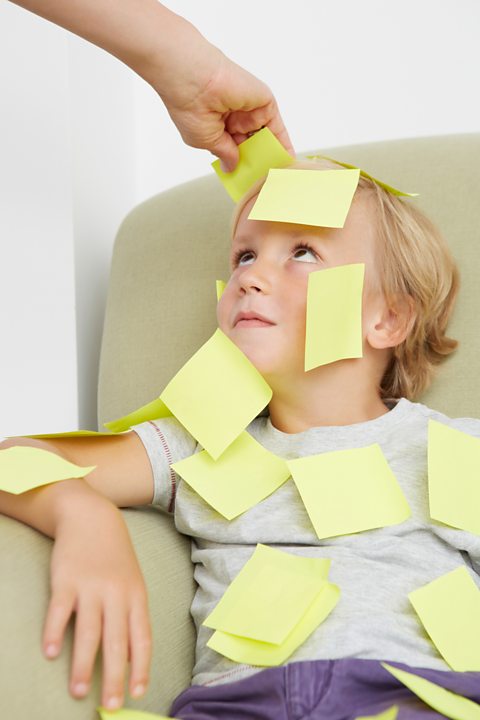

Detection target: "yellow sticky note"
[248, 167, 360, 228]
[306, 154, 418, 197]
[382, 663, 480, 720]
[305, 263, 364, 370]
[104, 397, 171, 433]
[98, 709, 176, 720]
[207, 580, 339, 667]
[216, 279, 226, 301]
[0, 446, 95, 494]
[408, 565, 480, 671]
[160, 329, 272, 460]
[212, 127, 294, 202]
[355, 707, 398, 720]
[172, 431, 290, 520]
[428, 420, 480, 535]
[288, 444, 410, 539]
[26, 430, 112, 439]
[204, 544, 330, 644]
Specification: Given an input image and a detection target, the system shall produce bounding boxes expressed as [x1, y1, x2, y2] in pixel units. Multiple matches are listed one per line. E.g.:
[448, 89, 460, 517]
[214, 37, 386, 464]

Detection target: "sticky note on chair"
[204, 544, 330, 643]
[104, 397, 171, 433]
[408, 566, 480, 671]
[172, 431, 290, 519]
[354, 708, 398, 720]
[98, 708, 176, 719]
[216, 279, 226, 301]
[381, 663, 480, 720]
[212, 127, 294, 202]
[207, 580, 339, 667]
[0, 446, 95, 494]
[288, 444, 410, 539]
[305, 263, 364, 370]
[160, 329, 272, 460]
[428, 420, 480, 535]
[307, 154, 418, 197]
[248, 168, 360, 227]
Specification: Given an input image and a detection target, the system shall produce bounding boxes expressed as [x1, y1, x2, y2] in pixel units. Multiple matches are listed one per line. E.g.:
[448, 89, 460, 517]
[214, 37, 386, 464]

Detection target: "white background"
[1, 0, 479, 435]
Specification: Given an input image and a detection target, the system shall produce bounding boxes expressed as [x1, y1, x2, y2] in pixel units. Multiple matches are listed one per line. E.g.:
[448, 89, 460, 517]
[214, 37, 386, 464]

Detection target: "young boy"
[2, 161, 480, 719]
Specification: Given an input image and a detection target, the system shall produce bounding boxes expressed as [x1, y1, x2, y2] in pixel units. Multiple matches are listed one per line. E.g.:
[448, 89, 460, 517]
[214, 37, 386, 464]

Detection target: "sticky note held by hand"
[212, 127, 294, 202]
[172, 431, 290, 520]
[288, 444, 410, 539]
[0, 446, 95, 494]
[248, 167, 360, 228]
[428, 420, 480, 535]
[382, 663, 480, 720]
[305, 263, 364, 371]
[409, 565, 480, 671]
[160, 329, 272, 460]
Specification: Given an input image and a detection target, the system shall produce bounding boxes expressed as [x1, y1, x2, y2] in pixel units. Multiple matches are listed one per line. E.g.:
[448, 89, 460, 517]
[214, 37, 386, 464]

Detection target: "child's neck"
[267, 359, 390, 433]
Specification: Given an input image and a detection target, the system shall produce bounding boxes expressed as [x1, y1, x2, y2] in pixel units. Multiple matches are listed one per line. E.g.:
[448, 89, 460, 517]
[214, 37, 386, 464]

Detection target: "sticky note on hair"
[216, 279, 226, 301]
[207, 580, 339, 667]
[98, 708, 177, 720]
[428, 420, 480, 535]
[104, 397, 171, 433]
[408, 566, 480, 671]
[0, 446, 95, 494]
[160, 329, 271, 460]
[307, 154, 418, 197]
[305, 263, 364, 371]
[212, 127, 294, 202]
[288, 444, 410, 539]
[172, 431, 290, 520]
[381, 663, 480, 719]
[248, 167, 360, 227]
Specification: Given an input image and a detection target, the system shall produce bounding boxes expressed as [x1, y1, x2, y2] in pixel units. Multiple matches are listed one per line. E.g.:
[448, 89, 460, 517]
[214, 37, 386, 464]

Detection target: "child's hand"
[43, 499, 151, 710]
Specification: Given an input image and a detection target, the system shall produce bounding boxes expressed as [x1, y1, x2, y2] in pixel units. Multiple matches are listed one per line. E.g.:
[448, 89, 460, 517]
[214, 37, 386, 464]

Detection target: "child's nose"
[239, 259, 274, 294]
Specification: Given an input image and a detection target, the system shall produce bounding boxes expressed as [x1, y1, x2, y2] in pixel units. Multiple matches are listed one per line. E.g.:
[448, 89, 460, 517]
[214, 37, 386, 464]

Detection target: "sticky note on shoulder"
[172, 431, 290, 519]
[305, 263, 364, 371]
[160, 329, 272, 460]
[0, 446, 95, 494]
[428, 420, 480, 535]
[382, 663, 480, 719]
[409, 565, 480, 671]
[212, 127, 294, 202]
[248, 167, 360, 228]
[104, 397, 171, 433]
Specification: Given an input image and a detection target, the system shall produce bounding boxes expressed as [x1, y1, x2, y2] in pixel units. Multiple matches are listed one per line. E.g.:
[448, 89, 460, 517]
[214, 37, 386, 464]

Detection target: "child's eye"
[234, 250, 256, 266]
[292, 245, 318, 263]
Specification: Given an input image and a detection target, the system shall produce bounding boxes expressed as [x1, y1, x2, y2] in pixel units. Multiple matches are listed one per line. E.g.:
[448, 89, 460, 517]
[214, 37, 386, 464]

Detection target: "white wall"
[1, 0, 479, 435]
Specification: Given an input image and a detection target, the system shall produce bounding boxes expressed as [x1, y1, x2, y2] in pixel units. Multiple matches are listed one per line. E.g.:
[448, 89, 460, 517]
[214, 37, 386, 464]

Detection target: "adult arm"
[9, 0, 295, 170]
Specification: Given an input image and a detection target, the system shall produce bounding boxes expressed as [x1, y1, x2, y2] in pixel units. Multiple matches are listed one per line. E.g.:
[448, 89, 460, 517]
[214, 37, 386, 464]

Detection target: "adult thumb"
[212, 132, 240, 173]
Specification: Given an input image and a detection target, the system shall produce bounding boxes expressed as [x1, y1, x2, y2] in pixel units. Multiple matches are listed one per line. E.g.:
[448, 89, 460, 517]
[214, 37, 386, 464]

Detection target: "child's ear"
[367, 294, 416, 350]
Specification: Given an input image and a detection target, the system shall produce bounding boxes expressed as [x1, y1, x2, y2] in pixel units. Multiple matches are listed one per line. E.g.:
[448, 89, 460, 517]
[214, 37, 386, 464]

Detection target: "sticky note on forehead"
[248, 167, 360, 228]
[160, 329, 272, 460]
[305, 263, 364, 371]
[212, 127, 294, 202]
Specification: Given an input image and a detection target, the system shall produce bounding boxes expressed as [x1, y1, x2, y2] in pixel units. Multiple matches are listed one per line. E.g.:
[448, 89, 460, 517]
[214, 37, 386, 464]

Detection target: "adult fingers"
[128, 594, 152, 699]
[226, 102, 295, 157]
[209, 131, 241, 173]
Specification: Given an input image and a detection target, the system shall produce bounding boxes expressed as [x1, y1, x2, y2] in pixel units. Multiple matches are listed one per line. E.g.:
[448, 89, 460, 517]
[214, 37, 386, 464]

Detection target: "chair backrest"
[98, 134, 480, 427]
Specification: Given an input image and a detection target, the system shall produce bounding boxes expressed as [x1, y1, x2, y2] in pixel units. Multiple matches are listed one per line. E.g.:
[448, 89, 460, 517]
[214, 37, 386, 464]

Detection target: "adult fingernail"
[132, 683, 145, 697]
[219, 160, 230, 173]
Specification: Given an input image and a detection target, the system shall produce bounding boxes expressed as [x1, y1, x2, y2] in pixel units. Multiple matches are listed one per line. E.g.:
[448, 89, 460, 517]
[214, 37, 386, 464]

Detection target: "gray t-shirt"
[132, 398, 480, 687]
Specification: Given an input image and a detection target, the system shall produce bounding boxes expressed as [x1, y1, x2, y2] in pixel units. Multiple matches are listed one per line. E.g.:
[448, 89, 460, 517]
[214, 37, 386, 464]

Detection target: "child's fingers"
[69, 597, 102, 698]
[42, 588, 76, 659]
[128, 595, 152, 698]
[100, 599, 129, 710]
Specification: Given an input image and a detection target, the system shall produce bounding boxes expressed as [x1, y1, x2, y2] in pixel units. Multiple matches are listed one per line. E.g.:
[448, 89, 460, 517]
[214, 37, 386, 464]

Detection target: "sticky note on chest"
[160, 329, 272, 460]
[287, 443, 410, 539]
[428, 420, 480, 535]
[172, 431, 290, 520]
[305, 263, 364, 371]
[409, 565, 480, 671]
[0, 446, 95, 494]
[248, 167, 360, 227]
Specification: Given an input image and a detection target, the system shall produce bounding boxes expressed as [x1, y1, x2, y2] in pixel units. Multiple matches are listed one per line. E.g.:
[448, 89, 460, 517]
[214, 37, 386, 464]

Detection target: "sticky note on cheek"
[305, 263, 364, 371]
[248, 168, 360, 228]
[0, 446, 95, 494]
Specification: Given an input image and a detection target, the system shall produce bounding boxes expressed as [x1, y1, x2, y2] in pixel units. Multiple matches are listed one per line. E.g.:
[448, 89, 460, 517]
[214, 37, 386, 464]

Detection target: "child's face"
[217, 193, 382, 382]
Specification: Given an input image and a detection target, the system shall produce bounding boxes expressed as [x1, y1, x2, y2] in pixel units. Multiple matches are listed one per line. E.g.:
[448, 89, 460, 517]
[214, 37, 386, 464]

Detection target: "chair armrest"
[0, 507, 195, 719]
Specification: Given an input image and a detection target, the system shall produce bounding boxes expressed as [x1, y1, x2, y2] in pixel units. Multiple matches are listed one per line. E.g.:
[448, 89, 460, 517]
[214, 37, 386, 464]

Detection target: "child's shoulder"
[405, 398, 480, 439]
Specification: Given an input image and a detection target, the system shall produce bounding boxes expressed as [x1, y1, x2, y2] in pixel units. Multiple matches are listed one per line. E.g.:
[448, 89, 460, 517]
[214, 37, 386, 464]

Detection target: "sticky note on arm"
[0, 446, 95, 494]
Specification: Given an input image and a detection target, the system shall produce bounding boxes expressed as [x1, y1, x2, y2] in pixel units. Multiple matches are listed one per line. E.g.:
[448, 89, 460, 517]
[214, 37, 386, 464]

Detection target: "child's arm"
[0, 433, 155, 710]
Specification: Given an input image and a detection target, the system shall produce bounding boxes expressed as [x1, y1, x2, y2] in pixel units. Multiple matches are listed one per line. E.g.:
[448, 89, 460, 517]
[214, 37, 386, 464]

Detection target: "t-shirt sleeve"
[131, 416, 197, 513]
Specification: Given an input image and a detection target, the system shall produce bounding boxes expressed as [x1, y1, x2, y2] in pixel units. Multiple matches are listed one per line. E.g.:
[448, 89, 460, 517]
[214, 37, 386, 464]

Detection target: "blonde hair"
[231, 159, 459, 400]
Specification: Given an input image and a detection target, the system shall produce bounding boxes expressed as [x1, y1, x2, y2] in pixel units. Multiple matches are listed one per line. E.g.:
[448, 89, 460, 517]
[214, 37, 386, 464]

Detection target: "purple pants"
[170, 659, 480, 719]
